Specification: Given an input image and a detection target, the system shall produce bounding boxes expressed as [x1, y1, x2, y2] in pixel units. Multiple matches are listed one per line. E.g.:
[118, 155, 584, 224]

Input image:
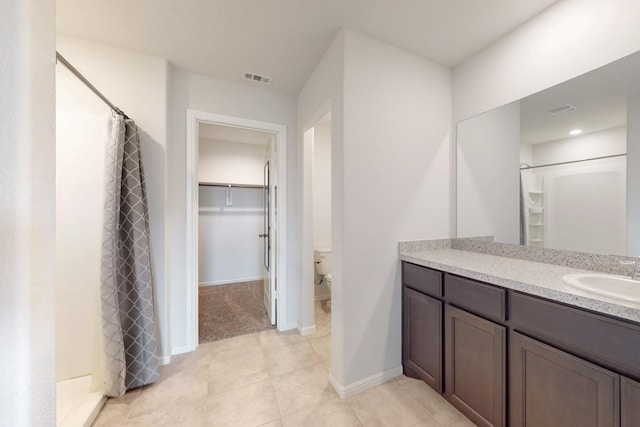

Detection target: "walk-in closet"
[197, 123, 275, 343]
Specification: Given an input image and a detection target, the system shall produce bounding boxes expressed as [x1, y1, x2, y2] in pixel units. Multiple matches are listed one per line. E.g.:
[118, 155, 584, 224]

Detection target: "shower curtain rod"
[520, 153, 626, 170]
[56, 51, 128, 118]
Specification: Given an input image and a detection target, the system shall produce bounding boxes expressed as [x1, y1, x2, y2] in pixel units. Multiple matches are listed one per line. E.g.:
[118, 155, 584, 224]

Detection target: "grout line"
[344, 398, 366, 427]
[269, 377, 285, 421]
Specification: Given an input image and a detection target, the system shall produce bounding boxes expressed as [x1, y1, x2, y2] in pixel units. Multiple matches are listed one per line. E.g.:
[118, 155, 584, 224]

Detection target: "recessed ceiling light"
[549, 104, 578, 115]
[569, 129, 582, 135]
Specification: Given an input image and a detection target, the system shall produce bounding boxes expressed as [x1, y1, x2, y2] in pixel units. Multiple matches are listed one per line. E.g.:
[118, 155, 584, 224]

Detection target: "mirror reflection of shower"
[457, 49, 640, 257]
[520, 131, 626, 255]
[311, 112, 333, 304]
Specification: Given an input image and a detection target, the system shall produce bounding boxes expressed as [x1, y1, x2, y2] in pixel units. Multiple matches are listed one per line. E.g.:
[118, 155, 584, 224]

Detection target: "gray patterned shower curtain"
[100, 113, 159, 397]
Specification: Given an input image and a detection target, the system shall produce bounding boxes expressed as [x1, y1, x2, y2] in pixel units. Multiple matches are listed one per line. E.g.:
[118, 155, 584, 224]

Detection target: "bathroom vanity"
[400, 241, 640, 427]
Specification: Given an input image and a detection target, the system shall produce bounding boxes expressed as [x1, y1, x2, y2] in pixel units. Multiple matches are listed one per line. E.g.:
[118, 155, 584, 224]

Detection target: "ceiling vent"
[549, 104, 578, 115]
[243, 72, 272, 85]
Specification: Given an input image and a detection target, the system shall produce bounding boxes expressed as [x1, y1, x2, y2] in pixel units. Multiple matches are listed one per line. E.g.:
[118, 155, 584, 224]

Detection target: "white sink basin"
[562, 273, 640, 304]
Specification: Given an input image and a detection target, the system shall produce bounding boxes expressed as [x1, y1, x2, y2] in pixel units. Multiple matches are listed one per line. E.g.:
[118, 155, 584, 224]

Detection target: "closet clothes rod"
[56, 51, 129, 118]
[520, 153, 626, 170]
[198, 182, 265, 189]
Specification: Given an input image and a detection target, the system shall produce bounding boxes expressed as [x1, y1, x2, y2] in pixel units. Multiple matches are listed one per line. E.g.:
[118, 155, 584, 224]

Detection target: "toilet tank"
[314, 248, 332, 275]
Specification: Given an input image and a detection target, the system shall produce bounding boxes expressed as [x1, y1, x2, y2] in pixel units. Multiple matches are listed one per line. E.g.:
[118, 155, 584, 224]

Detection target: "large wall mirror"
[457, 50, 640, 257]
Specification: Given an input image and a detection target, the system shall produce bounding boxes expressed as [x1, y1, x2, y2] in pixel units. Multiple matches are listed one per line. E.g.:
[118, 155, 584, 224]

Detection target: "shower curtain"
[100, 113, 159, 397]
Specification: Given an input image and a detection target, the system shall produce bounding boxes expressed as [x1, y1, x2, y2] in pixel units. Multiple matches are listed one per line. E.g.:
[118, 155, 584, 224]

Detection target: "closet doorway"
[186, 111, 288, 350]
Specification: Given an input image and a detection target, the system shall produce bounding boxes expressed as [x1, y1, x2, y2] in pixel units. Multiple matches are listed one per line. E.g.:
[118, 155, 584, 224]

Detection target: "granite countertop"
[400, 248, 640, 323]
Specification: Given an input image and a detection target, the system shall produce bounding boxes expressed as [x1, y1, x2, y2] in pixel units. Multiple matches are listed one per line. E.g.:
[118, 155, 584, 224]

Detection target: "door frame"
[185, 109, 288, 351]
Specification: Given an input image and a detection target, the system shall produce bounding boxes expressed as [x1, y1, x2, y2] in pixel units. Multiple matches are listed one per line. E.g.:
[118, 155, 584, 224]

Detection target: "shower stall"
[55, 62, 109, 426]
[55, 51, 160, 425]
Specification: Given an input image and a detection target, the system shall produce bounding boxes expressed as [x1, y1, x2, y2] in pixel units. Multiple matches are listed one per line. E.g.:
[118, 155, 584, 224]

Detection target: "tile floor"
[92, 301, 475, 427]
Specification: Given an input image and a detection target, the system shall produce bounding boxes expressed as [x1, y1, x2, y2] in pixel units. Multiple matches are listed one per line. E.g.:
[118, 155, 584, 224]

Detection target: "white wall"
[1, 0, 56, 423]
[169, 69, 298, 349]
[454, 0, 640, 123]
[198, 187, 264, 285]
[339, 30, 451, 389]
[532, 126, 626, 166]
[299, 29, 451, 393]
[313, 123, 332, 249]
[520, 144, 533, 166]
[199, 138, 266, 185]
[457, 102, 520, 243]
[198, 138, 264, 285]
[56, 36, 171, 361]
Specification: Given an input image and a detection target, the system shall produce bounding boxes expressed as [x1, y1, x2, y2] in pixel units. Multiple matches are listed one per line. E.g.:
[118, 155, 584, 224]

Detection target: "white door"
[262, 136, 277, 325]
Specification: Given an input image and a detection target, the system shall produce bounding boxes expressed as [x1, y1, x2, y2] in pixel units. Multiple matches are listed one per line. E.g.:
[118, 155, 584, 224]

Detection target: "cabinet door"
[510, 331, 619, 427]
[445, 305, 505, 427]
[402, 286, 442, 393]
[622, 376, 640, 427]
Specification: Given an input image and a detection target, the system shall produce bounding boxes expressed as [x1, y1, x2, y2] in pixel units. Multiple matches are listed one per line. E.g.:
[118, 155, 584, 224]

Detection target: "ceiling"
[520, 50, 640, 145]
[56, 0, 560, 95]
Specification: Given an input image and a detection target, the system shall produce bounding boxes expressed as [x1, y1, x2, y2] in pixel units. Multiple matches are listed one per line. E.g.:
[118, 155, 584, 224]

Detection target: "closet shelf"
[199, 181, 265, 189]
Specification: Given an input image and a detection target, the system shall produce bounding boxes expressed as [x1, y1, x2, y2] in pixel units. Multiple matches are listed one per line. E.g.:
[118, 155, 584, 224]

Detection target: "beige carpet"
[198, 280, 274, 344]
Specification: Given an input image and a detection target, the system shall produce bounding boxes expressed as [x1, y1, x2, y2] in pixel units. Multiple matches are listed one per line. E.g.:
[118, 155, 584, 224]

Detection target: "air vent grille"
[549, 104, 578, 115]
[243, 72, 272, 85]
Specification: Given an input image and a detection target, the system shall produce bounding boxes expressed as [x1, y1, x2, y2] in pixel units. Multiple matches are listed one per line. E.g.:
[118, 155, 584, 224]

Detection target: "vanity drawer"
[510, 292, 640, 379]
[402, 262, 442, 298]
[445, 274, 506, 323]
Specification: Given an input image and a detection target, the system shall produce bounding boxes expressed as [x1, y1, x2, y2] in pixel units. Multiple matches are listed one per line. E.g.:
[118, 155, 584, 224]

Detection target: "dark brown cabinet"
[402, 286, 443, 392]
[401, 261, 640, 427]
[445, 305, 505, 427]
[622, 377, 640, 427]
[510, 292, 640, 380]
[403, 262, 442, 298]
[510, 331, 619, 427]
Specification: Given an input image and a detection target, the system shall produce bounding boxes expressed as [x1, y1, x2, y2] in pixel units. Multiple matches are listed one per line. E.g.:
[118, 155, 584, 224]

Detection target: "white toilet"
[314, 248, 332, 290]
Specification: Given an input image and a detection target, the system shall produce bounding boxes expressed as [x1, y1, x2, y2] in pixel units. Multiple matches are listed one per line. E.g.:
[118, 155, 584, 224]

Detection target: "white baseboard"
[279, 321, 298, 332]
[171, 345, 192, 356]
[199, 276, 264, 287]
[329, 366, 403, 398]
[159, 354, 171, 365]
[298, 323, 316, 336]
